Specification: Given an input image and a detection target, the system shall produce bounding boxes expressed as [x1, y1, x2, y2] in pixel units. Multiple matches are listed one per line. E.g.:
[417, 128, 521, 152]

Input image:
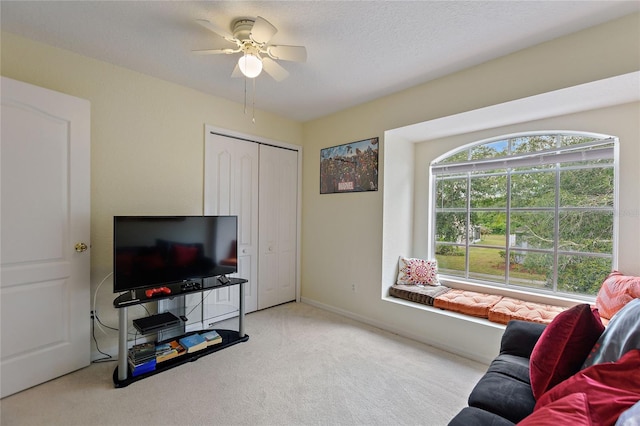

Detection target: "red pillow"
[596, 271, 640, 319]
[517, 393, 591, 426]
[529, 304, 605, 400]
[533, 349, 640, 425]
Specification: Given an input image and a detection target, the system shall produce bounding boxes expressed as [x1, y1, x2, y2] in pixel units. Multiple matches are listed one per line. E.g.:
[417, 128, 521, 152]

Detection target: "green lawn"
[436, 234, 546, 284]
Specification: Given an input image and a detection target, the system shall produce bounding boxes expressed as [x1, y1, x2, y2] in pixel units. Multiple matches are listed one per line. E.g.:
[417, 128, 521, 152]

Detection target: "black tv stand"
[112, 277, 249, 388]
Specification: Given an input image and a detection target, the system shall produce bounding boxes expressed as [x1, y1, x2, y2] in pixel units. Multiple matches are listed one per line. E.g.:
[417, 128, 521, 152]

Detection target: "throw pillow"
[596, 271, 640, 319]
[534, 349, 640, 426]
[582, 298, 640, 368]
[397, 256, 439, 286]
[517, 393, 591, 426]
[529, 303, 605, 400]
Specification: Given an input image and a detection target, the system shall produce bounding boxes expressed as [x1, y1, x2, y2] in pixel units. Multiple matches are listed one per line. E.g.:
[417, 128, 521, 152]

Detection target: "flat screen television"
[113, 216, 237, 293]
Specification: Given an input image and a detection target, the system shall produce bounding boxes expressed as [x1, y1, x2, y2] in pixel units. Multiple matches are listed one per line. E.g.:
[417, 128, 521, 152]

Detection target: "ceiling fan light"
[238, 54, 263, 78]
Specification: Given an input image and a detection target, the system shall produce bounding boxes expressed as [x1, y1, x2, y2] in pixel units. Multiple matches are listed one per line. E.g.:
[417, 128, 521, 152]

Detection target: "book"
[200, 330, 222, 346]
[155, 340, 185, 363]
[128, 357, 156, 377]
[129, 342, 156, 363]
[179, 333, 208, 353]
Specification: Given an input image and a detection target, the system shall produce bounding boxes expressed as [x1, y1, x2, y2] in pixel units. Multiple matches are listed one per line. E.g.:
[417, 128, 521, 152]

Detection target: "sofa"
[448, 298, 640, 425]
[391, 262, 640, 424]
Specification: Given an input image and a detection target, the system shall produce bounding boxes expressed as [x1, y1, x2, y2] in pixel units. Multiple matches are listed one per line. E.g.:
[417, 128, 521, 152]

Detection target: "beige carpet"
[0, 302, 487, 425]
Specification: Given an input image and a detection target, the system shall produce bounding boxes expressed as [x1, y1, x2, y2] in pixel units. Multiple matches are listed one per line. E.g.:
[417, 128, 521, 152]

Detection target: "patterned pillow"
[596, 271, 640, 319]
[397, 256, 440, 286]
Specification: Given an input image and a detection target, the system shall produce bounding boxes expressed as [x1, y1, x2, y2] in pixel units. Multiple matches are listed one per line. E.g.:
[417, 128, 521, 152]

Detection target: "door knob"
[75, 242, 88, 252]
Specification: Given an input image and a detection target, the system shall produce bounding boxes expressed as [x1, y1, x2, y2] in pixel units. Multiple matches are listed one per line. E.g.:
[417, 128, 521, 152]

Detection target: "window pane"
[470, 140, 508, 160]
[507, 250, 552, 290]
[470, 174, 507, 208]
[435, 212, 467, 244]
[435, 243, 466, 277]
[435, 177, 467, 208]
[510, 211, 555, 250]
[560, 167, 614, 207]
[560, 135, 597, 147]
[438, 149, 468, 164]
[559, 211, 613, 253]
[511, 171, 556, 208]
[557, 255, 611, 296]
[473, 211, 506, 246]
[468, 247, 505, 283]
[511, 135, 556, 153]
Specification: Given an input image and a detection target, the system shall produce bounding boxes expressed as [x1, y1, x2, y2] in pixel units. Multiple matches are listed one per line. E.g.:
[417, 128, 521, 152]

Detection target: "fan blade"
[196, 19, 234, 42]
[192, 48, 237, 55]
[250, 16, 277, 44]
[262, 57, 289, 82]
[268, 45, 307, 62]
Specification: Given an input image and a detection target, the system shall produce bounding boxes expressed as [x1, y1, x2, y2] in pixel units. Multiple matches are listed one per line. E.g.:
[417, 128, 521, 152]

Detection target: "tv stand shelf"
[112, 277, 249, 388]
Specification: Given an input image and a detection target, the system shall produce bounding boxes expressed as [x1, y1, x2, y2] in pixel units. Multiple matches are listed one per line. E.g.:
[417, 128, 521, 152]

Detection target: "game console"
[145, 286, 171, 298]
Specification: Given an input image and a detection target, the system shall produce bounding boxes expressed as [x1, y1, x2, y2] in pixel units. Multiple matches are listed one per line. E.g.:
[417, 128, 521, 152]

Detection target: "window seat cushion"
[388, 285, 600, 328]
[488, 297, 567, 325]
[433, 289, 503, 318]
[388, 284, 451, 306]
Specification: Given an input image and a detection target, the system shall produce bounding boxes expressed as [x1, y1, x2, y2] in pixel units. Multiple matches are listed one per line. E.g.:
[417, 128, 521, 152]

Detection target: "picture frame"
[320, 137, 379, 194]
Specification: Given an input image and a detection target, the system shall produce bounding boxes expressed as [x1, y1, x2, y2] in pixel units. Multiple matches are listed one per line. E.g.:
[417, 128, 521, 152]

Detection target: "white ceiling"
[2, 1, 638, 122]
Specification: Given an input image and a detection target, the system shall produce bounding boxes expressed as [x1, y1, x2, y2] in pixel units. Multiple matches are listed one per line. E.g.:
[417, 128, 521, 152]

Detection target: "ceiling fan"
[193, 16, 307, 81]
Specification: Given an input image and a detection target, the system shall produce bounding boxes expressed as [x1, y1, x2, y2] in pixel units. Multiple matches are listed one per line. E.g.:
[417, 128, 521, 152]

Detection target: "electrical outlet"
[90, 309, 97, 319]
[351, 284, 356, 292]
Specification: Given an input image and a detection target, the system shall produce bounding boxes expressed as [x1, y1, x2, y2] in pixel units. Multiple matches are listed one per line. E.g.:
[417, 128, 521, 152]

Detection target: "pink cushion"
[433, 289, 502, 318]
[488, 297, 566, 325]
[529, 304, 605, 400]
[517, 393, 592, 426]
[595, 271, 640, 320]
[533, 349, 640, 425]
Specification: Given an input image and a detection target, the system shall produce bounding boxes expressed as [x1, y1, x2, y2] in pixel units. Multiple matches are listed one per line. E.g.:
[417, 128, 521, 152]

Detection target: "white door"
[1, 77, 90, 398]
[203, 131, 259, 324]
[258, 145, 298, 309]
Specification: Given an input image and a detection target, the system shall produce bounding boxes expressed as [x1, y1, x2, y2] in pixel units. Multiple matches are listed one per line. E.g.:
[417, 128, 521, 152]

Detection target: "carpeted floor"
[0, 302, 487, 425]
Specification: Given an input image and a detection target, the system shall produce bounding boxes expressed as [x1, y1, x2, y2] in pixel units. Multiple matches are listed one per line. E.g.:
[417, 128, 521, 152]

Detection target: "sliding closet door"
[258, 145, 298, 309]
[204, 133, 259, 322]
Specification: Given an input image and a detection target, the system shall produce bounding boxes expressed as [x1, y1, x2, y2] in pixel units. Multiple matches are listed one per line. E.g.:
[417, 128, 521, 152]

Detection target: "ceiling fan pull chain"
[252, 78, 256, 124]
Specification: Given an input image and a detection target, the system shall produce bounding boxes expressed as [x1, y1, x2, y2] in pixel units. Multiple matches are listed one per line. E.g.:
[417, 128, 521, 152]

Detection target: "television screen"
[113, 216, 237, 293]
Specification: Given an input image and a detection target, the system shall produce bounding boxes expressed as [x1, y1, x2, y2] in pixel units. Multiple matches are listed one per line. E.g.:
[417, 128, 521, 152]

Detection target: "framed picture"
[320, 137, 379, 194]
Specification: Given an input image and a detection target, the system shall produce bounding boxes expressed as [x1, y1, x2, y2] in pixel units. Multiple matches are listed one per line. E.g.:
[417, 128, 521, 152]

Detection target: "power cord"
[91, 314, 114, 363]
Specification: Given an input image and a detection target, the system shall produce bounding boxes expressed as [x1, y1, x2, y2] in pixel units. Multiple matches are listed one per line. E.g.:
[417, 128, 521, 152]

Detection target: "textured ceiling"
[2, 1, 638, 122]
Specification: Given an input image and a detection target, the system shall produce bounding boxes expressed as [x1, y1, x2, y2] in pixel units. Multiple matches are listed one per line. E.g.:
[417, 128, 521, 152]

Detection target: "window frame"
[428, 131, 619, 299]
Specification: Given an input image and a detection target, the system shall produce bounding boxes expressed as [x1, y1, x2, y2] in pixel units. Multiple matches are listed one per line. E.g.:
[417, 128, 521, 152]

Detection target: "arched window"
[430, 132, 617, 297]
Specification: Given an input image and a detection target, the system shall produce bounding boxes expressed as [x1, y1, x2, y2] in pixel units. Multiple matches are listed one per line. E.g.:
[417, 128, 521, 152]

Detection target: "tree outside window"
[431, 133, 616, 297]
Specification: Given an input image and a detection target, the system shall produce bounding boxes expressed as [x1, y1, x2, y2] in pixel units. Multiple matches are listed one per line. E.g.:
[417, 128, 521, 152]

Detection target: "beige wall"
[300, 13, 639, 360]
[2, 12, 639, 362]
[1, 31, 302, 355]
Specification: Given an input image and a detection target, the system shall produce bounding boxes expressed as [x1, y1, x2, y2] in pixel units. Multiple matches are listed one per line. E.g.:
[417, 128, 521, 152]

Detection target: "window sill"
[382, 294, 506, 330]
